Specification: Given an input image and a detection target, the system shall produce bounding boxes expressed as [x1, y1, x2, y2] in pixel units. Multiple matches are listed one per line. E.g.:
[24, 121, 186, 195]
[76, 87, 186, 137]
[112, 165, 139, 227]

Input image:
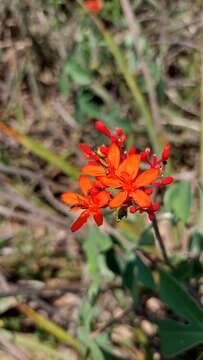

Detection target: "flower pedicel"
[61, 121, 173, 232]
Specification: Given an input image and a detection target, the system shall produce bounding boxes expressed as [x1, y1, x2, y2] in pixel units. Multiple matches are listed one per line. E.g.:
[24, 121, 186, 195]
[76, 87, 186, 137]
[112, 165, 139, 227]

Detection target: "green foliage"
[156, 270, 203, 358]
[83, 226, 113, 293]
[123, 255, 155, 304]
[137, 227, 155, 247]
[164, 180, 193, 223]
[189, 228, 203, 255]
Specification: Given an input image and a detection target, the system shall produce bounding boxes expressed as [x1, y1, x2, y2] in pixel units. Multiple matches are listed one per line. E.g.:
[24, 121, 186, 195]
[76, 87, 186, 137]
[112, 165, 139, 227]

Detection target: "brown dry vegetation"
[0, 1, 203, 359]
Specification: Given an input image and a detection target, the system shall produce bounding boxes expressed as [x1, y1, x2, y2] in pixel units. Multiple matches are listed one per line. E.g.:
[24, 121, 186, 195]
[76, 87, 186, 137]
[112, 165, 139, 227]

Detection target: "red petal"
[82, 164, 106, 176]
[71, 210, 89, 232]
[93, 190, 110, 207]
[61, 192, 80, 205]
[118, 154, 140, 179]
[133, 168, 160, 188]
[79, 175, 92, 194]
[100, 176, 123, 188]
[93, 211, 103, 226]
[107, 143, 120, 169]
[109, 191, 128, 208]
[132, 190, 151, 208]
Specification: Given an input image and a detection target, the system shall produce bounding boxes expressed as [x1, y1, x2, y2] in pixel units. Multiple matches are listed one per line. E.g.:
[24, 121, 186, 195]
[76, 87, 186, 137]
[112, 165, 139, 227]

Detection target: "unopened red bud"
[130, 207, 136, 214]
[110, 134, 117, 142]
[80, 143, 100, 161]
[140, 151, 147, 160]
[150, 203, 159, 212]
[128, 146, 137, 155]
[162, 144, 170, 161]
[84, 0, 101, 12]
[95, 120, 111, 137]
[116, 128, 123, 136]
[161, 176, 174, 185]
[80, 143, 92, 154]
[145, 188, 153, 195]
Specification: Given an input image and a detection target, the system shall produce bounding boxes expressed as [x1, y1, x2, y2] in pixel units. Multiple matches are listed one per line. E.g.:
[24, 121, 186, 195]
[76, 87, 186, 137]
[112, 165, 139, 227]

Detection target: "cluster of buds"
[61, 121, 173, 232]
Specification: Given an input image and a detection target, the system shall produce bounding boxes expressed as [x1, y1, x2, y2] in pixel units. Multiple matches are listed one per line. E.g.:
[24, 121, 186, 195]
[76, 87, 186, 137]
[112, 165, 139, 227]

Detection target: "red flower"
[61, 176, 109, 232]
[82, 143, 160, 209]
[84, 0, 102, 12]
[61, 121, 173, 230]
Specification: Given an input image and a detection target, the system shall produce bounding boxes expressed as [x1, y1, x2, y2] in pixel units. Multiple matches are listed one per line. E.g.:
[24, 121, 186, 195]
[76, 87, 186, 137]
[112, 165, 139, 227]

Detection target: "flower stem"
[152, 216, 173, 269]
[199, 52, 203, 229]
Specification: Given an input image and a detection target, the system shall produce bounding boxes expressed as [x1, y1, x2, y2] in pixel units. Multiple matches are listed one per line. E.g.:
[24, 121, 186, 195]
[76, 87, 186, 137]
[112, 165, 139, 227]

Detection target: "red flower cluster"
[61, 121, 173, 232]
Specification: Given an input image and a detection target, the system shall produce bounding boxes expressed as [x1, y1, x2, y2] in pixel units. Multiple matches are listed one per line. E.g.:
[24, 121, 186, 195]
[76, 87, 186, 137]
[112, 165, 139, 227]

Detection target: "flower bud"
[128, 147, 136, 155]
[162, 144, 170, 162]
[161, 176, 174, 185]
[116, 128, 123, 136]
[84, 0, 102, 12]
[96, 120, 111, 137]
[145, 188, 153, 195]
[150, 203, 159, 212]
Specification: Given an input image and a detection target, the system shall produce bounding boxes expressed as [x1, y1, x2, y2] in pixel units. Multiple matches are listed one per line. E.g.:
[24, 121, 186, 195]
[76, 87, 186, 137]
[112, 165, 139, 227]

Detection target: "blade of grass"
[18, 304, 83, 358]
[0, 122, 79, 178]
[199, 52, 203, 228]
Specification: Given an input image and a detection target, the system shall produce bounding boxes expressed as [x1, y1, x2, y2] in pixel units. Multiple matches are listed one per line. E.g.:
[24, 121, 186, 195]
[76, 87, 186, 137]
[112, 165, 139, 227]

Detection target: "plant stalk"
[199, 52, 203, 229]
[152, 215, 173, 269]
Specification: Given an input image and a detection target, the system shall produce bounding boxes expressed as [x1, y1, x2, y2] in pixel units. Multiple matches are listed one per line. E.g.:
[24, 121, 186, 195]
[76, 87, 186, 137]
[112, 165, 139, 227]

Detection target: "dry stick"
[152, 215, 173, 269]
[120, 0, 162, 134]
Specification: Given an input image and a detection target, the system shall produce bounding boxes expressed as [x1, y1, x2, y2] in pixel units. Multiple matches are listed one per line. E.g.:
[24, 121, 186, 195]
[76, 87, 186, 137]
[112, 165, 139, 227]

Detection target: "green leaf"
[122, 260, 139, 304]
[78, 328, 105, 360]
[138, 228, 155, 247]
[83, 226, 113, 285]
[156, 270, 203, 358]
[88, 226, 112, 252]
[189, 228, 203, 255]
[105, 247, 123, 275]
[76, 92, 104, 120]
[197, 351, 203, 360]
[164, 180, 192, 222]
[159, 270, 203, 325]
[171, 258, 203, 281]
[123, 255, 155, 303]
[136, 257, 155, 290]
[64, 59, 93, 85]
[59, 72, 70, 99]
[156, 318, 203, 359]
